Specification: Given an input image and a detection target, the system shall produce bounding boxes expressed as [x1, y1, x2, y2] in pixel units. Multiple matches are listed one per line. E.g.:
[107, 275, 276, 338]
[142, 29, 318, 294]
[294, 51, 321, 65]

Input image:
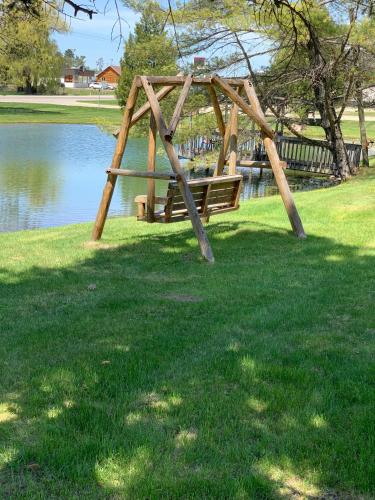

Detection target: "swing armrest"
[134, 195, 169, 218]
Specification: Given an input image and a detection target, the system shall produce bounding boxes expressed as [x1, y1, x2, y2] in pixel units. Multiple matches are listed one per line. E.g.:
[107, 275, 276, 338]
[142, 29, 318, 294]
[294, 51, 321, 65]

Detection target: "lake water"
[0, 124, 333, 232]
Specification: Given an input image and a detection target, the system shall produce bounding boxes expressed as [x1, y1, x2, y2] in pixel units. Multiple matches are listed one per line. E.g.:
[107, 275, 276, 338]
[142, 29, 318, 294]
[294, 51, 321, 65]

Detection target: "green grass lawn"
[0, 168, 374, 498]
[1, 102, 375, 142]
[0, 103, 122, 127]
[304, 120, 375, 141]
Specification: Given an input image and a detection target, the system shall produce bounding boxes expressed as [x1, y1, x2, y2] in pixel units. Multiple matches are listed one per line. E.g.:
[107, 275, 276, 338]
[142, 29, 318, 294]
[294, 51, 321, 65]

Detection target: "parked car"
[89, 82, 114, 90]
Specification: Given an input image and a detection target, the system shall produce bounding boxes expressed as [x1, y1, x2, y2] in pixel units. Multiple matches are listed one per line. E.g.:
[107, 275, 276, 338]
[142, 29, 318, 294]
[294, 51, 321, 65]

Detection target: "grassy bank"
[0, 168, 374, 497]
[0, 103, 122, 126]
[1, 102, 375, 142]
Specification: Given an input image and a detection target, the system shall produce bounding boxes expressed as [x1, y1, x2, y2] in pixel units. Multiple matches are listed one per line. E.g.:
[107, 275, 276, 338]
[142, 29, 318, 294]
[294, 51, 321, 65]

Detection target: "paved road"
[0, 94, 120, 108]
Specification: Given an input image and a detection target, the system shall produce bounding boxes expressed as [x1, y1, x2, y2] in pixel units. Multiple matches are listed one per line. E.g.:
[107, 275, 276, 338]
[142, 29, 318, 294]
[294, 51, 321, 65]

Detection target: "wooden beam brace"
[140, 76, 215, 263]
[243, 79, 306, 238]
[212, 75, 274, 139]
[165, 74, 192, 140]
[92, 78, 139, 240]
[145, 76, 245, 86]
[186, 174, 242, 187]
[113, 80, 179, 138]
[106, 168, 177, 180]
[215, 87, 241, 176]
[208, 85, 225, 137]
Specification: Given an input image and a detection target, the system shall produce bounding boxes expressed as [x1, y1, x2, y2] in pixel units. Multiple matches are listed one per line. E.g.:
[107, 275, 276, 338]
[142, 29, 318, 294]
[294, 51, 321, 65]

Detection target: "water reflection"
[0, 161, 60, 231]
[0, 124, 333, 233]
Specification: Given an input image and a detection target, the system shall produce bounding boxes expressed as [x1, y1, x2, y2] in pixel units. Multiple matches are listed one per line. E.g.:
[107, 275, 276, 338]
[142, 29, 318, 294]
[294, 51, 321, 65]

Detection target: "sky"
[53, 0, 269, 72]
[53, 0, 140, 69]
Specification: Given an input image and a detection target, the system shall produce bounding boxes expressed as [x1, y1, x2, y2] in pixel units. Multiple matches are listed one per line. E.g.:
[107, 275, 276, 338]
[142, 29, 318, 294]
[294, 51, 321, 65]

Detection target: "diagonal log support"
[242, 79, 306, 238]
[92, 79, 139, 240]
[140, 76, 214, 263]
[213, 75, 305, 238]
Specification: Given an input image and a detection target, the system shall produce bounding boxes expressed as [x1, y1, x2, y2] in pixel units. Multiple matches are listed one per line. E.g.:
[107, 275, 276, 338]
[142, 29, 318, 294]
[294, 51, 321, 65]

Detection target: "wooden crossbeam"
[113, 81, 179, 138]
[212, 75, 274, 139]
[106, 169, 177, 180]
[145, 76, 245, 86]
[140, 76, 215, 263]
[165, 74, 192, 140]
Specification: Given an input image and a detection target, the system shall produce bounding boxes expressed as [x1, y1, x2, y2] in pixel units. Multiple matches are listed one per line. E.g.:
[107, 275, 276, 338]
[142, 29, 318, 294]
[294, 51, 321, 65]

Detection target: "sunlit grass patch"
[0, 167, 374, 497]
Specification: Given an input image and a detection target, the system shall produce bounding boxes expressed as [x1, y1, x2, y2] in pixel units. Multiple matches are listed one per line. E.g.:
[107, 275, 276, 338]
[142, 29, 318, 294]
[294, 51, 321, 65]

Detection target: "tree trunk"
[25, 75, 33, 94]
[307, 38, 353, 179]
[313, 81, 352, 179]
[356, 82, 369, 167]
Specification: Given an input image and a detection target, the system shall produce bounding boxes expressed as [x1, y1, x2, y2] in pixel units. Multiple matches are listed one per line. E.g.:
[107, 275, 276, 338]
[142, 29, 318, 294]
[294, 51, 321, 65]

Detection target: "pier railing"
[178, 134, 362, 175]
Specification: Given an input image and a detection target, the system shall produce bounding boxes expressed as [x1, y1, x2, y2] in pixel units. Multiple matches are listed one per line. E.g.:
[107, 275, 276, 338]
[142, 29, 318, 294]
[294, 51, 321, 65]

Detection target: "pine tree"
[116, 3, 178, 131]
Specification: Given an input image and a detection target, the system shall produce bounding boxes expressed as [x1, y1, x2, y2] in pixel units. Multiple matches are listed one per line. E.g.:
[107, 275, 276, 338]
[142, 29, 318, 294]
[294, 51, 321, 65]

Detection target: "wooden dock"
[178, 134, 362, 175]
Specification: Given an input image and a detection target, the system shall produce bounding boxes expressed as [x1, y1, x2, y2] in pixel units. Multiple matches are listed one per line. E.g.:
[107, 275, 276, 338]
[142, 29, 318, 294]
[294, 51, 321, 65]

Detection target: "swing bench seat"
[134, 174, 243, 223]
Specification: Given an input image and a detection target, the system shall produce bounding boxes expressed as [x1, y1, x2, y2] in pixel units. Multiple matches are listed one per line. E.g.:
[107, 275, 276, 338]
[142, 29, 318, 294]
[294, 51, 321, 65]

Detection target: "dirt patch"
[83, 241, 120, 250]
[164, 294, 202, 303]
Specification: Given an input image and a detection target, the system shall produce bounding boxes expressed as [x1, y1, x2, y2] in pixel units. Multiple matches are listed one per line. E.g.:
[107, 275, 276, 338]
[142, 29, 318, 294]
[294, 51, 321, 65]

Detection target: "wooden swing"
[92, 74, 306, 263]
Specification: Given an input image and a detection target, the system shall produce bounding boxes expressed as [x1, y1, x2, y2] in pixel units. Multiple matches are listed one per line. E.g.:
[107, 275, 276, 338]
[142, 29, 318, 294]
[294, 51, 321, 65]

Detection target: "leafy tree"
[0, 2, 65, 93]
[63, 49, 86, 69]
[146, 0, 375, 178]
[96, 57, 105, 72]
[116, 2, 178, 132]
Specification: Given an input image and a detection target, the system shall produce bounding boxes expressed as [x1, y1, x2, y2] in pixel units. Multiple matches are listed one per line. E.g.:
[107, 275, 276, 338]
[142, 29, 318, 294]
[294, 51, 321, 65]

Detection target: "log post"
[215, 105, 236, 176]
[92, 78, 139, 240]
[243, 80, 306, 238]
[212, 75, 274, 138]
[208, 85, 225, 137]
[228, 101, 238, 175]
[147, 112, 157, 222]
[165, 74, 192, 140]
[141, 76, 215, 263]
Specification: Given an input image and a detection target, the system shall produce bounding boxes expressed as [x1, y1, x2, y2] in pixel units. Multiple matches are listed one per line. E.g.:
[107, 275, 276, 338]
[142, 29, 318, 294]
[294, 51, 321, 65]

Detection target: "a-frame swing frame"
[92, 74, 306, 263]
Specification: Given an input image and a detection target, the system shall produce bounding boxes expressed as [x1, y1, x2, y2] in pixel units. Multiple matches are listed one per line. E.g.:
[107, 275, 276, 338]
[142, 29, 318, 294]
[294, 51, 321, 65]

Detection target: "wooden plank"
[147, 112, 157, 222]
[165, 74, 192, 140]
[208, 85, 225, 137]
[107, 169, 177, 180]
[92, 78, 139, 241]
[213, 76, 274, 139]
[243, 80, 306, 238]
[185, 175, 242, 188]
[172, 187, 236, 206]
[145, 75, 245, 86]
[141, 76, 215, 263]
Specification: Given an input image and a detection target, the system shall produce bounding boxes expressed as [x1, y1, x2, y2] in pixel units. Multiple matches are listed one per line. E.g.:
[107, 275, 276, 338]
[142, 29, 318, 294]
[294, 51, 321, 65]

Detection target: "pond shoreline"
[0, 123, 338, 233]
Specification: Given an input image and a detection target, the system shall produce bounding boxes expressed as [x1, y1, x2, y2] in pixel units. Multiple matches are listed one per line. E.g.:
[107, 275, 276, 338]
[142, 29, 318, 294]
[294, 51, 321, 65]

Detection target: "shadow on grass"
[0, 222, 374, 498]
